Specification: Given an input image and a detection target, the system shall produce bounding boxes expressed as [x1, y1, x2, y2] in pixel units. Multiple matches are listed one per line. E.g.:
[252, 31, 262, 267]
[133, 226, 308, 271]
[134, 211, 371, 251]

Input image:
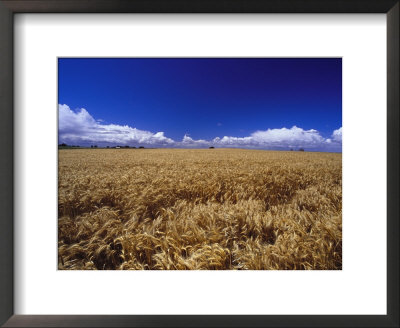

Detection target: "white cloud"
[180, 134, 209, 147]
[210, 126, 340, 151]
[59, 104, 342, 152]
[213, 135, 255, 147]
[332, 127, 342, 142]
[251, 126, 324, 148]
[181, 126, 342, 151]
[58, 104, 174, 146]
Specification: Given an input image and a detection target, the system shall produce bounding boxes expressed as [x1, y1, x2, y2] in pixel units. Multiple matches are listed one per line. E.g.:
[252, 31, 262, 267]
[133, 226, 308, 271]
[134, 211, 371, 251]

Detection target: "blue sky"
[58, 58, 342, 151]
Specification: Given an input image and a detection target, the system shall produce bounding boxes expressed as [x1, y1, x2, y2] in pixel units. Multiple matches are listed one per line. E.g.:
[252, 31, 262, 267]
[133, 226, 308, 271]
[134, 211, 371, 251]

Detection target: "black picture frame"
[0, 0, 398, 327]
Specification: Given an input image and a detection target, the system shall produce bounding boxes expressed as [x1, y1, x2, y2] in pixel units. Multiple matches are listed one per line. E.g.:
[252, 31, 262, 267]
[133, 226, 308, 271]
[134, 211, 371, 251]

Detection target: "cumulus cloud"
[332, 127, 342, 142]
[59, 104, 174, 146]
[59, 104, 341, 152]
[208, 126, 341, 151]
[180, 134, 209, 147]
[252, 127, 323, 146]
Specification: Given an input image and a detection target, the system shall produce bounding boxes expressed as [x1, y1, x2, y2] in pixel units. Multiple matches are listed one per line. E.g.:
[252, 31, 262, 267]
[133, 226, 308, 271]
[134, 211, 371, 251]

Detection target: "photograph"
[58, 58, 342, 270]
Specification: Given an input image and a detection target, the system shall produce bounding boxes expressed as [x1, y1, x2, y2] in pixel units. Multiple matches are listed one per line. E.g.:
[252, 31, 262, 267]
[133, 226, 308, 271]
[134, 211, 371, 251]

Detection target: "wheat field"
[58, 148, 342, 270]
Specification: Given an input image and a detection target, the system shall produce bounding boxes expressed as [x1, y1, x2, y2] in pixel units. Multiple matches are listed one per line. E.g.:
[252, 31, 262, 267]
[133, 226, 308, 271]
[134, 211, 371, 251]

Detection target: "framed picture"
[0, 0, 398, 327]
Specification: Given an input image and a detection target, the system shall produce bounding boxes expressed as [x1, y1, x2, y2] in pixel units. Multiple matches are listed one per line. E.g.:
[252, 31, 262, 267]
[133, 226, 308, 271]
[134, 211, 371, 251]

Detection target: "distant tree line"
[58, 143, 80, 148]
[58, 143, 147, 149]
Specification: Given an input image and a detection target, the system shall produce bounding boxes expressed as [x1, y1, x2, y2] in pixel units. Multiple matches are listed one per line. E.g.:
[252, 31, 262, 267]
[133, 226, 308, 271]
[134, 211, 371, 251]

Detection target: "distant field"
[58, 148, 342, 270]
